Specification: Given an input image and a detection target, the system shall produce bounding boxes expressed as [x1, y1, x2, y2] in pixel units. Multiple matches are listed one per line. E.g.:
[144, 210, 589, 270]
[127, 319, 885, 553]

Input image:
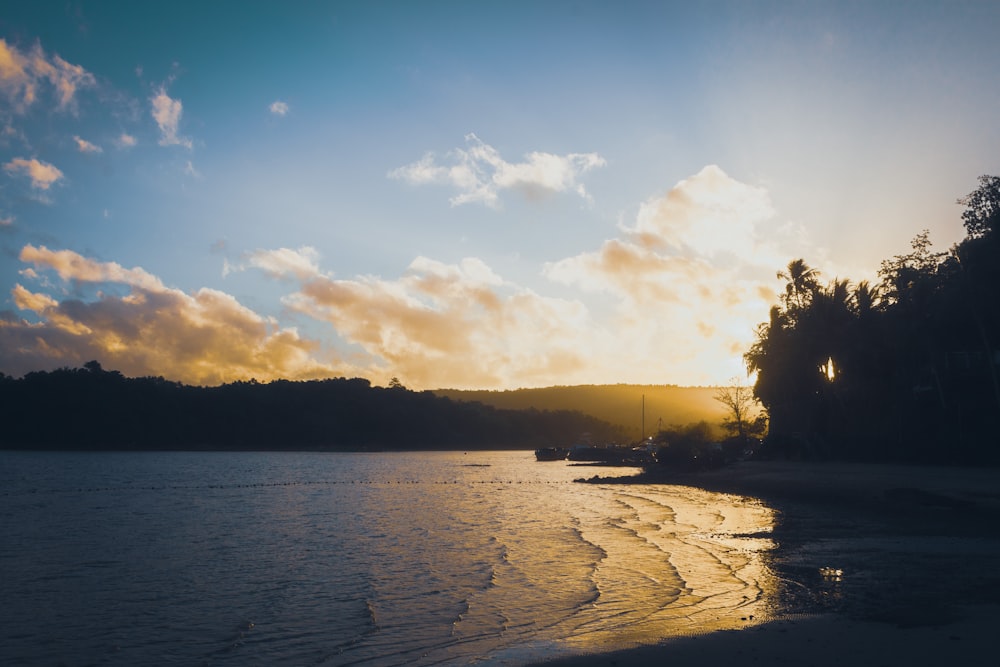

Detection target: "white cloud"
[151, 86, 192, 149]
[184, 160, 201, 178]
[73, 135, 102, 153]
[389, 133, 606, 208]
[625, 165, 775, 258]
[0, 38, 95, 113]
[3, 157, 64, 190]
[227, 246, 323, 281]
[269, 100, 289, 116]
[0, 214, 14, 226]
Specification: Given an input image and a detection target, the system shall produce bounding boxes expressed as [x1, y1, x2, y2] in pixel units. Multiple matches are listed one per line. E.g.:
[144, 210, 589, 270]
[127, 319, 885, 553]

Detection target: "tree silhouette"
[958, 175, 1000, 239]
[0, 366, 623, 451]
[745, 177, 1000, 463]
[713, 377, 761, 442]
[777, 258, 820, 310]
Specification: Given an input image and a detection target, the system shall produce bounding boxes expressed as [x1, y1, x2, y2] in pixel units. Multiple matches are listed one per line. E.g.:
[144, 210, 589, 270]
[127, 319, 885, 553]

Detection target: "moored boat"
[534, 447, 569, 461]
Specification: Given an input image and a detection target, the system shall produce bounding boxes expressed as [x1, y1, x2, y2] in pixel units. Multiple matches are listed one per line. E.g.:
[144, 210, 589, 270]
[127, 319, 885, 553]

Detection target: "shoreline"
[530, 461, 1000, 666]
[529, 606, 1000, 666]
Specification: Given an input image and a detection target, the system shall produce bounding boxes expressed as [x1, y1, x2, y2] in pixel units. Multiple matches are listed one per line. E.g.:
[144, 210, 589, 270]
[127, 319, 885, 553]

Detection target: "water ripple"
[0, 450, 778, 666]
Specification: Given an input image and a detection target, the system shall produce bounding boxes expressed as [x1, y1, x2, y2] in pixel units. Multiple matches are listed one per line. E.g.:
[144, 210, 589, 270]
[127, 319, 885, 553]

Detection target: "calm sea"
[0, 450, 778, 666]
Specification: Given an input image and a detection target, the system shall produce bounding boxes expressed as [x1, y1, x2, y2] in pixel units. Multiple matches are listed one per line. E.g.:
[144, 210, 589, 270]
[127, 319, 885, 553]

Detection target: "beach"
[535, 461, 1000, 666]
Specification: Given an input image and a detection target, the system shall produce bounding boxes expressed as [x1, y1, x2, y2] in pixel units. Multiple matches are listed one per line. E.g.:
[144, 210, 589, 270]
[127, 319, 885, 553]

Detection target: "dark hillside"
[0, 364, 623, 451]
[433, 385, 726, 440]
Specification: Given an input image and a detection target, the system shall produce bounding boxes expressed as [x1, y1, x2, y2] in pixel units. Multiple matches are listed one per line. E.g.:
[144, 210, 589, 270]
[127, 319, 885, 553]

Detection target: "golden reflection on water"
[556, 484, 779, 652]
[338, 452, 780, 662]
[1, 451, 781, 667]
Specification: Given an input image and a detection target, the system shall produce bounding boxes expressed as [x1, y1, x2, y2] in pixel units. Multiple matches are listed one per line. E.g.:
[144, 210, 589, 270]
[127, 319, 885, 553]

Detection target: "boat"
[534, 447, 569, 461]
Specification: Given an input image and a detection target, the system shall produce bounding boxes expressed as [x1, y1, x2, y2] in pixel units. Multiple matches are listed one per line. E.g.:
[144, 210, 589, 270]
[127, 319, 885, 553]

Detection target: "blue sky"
[1, 1, 998, 388]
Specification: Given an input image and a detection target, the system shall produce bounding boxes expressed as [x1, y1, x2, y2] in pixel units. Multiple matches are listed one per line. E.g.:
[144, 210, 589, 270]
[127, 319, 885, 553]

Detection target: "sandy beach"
[533, 461, 1000, 666]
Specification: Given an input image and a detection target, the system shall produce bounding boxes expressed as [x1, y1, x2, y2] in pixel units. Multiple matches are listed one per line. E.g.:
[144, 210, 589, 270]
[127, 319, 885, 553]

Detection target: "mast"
[641, 393, 645, 441]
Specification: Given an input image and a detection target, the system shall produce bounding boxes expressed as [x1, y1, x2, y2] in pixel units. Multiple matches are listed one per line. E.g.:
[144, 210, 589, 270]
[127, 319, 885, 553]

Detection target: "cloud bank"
[223, 167, 785, 388]
[2, 245, 347, 385]
[230, 249, 597, 388]
[2, 166, 789, 389]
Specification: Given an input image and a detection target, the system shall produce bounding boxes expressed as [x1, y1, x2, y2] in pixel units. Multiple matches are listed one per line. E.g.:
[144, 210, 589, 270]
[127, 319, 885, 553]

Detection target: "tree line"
[0, 362, 623, 451]
[745, 176, 1000, 464]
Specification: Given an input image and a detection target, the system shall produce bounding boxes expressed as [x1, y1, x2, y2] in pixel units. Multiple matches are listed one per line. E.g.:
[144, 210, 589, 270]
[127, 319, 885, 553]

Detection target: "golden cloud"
[2, 246, 349, 385]
[273, 254, 594, 389]
[238, 163, 787, 388]
[0, 39, 94, 113]
[3, 164, 790, 389]
[541, 166, 785, 384]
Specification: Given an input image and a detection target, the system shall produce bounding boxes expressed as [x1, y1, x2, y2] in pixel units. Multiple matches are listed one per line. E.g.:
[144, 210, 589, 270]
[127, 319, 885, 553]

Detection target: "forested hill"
[0, 363, 623, 451]
[432, 385, 726, 440]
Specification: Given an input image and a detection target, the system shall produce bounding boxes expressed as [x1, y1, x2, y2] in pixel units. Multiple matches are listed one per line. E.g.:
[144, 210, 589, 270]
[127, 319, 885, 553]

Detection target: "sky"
[1, 1, 998, 390]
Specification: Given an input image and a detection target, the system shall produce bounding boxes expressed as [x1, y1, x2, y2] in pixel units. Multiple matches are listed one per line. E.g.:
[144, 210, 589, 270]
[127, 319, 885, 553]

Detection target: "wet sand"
[534, 461, 1000, 666]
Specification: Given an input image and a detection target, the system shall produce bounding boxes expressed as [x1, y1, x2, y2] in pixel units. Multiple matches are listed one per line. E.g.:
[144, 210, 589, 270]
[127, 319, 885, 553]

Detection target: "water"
[0, 451, 778, 666]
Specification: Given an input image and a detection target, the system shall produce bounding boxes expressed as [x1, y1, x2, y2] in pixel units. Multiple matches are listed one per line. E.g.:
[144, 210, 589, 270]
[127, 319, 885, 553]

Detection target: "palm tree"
[778, 259, 820, 311]
[851, 281, 880, 318]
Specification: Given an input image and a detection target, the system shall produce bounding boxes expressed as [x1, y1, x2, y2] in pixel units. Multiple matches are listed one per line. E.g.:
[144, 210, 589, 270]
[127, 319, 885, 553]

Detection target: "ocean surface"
[0, 450, 779, 666]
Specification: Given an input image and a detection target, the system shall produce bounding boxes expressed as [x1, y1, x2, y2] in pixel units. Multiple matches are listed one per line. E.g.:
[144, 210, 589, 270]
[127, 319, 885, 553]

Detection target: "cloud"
[73, 135, 102, 153]
[227, 246, 322, 281]
[0, 214, 13, 226]
[0, 165, 805, 389]
[624, 165, 775, 257]
[184, 160, 201, 178]
[1, 122, 24, 147]
[0, 39, 95, 113]
[150, 85, 192, 149]
[243, 252, 594, 388]
[20, 245, 164, 289]
[115, 132, 137, 149]
[3, 245, 348, 385]
[542, 165, 786, 383]
[269, 100, 289, 116]
[220, 166, 790, 388]
[389, 133, 605, 208]
[4, 157, 64, 190]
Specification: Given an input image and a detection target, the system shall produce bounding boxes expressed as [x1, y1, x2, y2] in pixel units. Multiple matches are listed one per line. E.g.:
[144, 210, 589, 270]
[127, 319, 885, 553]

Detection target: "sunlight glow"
[824, 357, 835, 382]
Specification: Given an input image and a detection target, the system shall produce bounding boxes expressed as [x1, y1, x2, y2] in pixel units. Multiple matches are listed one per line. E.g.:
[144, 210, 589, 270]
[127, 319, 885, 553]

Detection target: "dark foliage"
[651, 421, 726, 471]
[0, 363, 622, 451]
[746, 177, 1000, 464]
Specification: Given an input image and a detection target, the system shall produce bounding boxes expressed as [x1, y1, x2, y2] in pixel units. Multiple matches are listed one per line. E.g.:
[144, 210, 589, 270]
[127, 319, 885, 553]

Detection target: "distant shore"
[532, 461, 1000, 666]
